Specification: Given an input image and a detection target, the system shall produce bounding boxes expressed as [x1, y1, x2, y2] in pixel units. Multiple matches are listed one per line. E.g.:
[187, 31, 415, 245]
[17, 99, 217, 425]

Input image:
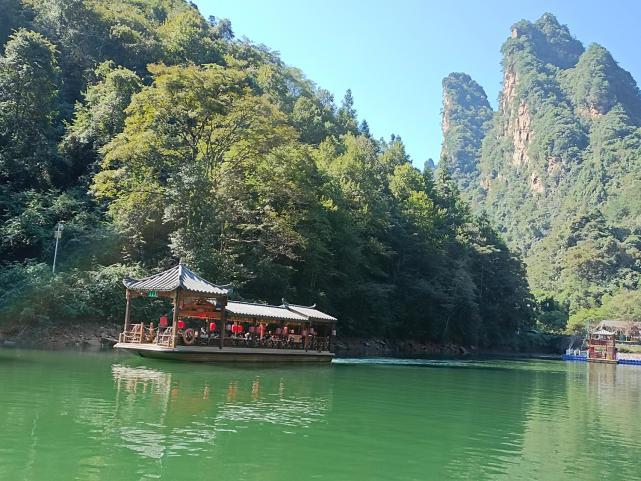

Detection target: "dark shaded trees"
[0, 0, 533, 348]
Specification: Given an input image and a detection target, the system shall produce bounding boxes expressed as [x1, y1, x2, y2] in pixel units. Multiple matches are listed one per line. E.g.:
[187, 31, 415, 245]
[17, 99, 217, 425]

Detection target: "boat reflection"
[111, 363, 332, 460]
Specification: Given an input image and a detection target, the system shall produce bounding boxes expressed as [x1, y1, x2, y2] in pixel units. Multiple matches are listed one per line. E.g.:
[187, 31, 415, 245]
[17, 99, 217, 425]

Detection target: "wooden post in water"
[219, 303, 226, 349]
[172, 290, 180, 348]
[123, 290, 131, 342]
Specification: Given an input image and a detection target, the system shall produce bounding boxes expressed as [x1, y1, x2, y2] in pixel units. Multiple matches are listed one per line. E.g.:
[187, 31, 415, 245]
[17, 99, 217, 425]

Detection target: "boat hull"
[114, 342, 334, 363]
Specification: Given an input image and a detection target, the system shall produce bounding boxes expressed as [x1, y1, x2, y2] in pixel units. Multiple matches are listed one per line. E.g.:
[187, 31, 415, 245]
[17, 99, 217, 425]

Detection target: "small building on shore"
[596, 320, 641, 342]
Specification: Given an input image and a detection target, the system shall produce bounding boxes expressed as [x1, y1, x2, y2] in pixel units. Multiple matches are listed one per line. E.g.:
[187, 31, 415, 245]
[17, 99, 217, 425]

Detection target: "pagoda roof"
[283, 303, 337, 322]
[123, 264, 228, 296]
[591, 328, 615, 336]
[226, 301, 308, 321]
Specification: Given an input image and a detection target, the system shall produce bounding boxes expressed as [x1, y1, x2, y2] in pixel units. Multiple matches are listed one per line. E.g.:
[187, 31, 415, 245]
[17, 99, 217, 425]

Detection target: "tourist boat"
[114, 263, 337, 363]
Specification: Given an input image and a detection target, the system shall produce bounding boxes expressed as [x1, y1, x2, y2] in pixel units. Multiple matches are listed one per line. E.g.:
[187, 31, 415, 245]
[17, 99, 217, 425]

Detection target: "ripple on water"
[2, 350, 641, 481]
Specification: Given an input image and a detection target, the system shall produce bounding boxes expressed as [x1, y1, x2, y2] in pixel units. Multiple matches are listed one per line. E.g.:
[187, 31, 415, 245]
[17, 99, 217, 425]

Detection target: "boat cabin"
[115, 263, 337, 362]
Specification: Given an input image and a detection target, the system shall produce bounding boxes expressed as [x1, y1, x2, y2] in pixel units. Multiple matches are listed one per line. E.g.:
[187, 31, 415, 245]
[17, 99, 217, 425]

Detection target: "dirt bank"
[334, 337, 472, 357]
[1, 323, 557, 359]
[0, 322, 474, 356]
[0, 322, 120, 350]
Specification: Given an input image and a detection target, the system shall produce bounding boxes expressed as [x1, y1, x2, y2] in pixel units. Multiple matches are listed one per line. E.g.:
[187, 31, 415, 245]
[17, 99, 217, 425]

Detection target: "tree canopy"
[0, 0, 534, 348]
[440, 13, 641, 334]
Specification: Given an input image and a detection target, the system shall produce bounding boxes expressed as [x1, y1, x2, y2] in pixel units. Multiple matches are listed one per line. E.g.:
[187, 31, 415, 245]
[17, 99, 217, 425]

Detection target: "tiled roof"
[226, 301, 308, 321]
[592, 328, 615, 336]
[283, 304, 337, 322]
[598, 320, 641, 328]
[123, 264, 228, 296]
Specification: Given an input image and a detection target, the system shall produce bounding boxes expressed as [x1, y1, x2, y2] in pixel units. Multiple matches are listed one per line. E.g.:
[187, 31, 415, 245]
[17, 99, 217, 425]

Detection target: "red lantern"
[177, 320, 185, 329]
[209, 322, 216, 332]
[237, 325, 244, 333]
[258, 325, 265, 337]
[283, 326, 288, 335]
[249, 326, 255, 333]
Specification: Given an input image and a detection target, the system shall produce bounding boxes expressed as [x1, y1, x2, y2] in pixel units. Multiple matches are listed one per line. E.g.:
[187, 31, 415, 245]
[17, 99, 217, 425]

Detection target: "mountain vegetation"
[440, 13, 641, 334]
[0, 0, 533, 347]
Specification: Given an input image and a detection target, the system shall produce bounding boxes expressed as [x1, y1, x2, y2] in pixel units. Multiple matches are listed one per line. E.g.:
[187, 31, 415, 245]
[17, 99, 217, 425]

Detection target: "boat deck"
[114, 342, 334, 362]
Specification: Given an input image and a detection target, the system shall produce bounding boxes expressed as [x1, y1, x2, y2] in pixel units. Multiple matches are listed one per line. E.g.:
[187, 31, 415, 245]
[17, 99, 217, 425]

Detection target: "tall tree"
[0, 29, 60, 192]
[62, 61, 142, 182]
[337, 88, 358, 134]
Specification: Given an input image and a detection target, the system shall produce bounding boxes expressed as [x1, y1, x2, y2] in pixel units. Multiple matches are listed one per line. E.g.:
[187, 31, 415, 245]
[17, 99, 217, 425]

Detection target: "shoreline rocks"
[1, 324, 556, 358]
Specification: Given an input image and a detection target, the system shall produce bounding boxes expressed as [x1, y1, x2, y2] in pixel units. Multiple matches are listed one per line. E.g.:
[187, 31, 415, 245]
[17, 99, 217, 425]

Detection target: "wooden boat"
[114, 263, 337, 363]
[114, 344, 333, 362]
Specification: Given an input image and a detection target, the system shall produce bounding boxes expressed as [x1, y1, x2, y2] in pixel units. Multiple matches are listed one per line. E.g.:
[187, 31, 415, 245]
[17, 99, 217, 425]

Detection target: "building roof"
[598, 320, 641, 328]
[283, 304, 337, 322]
[592, 328, 615, 336]
[123, 264, 228, 296]
[226, 301, 308, 321]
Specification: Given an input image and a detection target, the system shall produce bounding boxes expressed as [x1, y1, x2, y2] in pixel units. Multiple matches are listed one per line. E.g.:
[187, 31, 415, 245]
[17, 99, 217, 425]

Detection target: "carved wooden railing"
[120, 323, 144, 343]
[219, 336, 331, 351]
[119, 323, 159, 344]
[156, 326, 174, 347]
[118, 327, 332, 351]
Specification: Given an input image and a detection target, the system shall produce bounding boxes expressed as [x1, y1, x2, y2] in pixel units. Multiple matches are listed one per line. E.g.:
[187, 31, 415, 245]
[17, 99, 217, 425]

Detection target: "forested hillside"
[440, 13, 641, 332]
[0, 0, 533, 347]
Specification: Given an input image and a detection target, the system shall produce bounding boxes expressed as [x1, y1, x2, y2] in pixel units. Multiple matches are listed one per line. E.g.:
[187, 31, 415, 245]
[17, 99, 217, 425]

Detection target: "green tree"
[62, 61, 142, 181]
[337, 88, 358, 134]
[0, 29, 60, 191]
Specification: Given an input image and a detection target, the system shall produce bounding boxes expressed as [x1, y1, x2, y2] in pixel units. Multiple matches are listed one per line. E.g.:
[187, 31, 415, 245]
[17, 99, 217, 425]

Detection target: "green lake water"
[1, 349, 640, 481]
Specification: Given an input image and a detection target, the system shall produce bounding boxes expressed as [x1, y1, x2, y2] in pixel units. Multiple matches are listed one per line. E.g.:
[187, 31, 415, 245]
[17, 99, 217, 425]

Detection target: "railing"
[121, 323, 144, 343]
[120, 326, 333, 352]
[565, 349, 587, 357]
[120, 323, 160, 345]
[156, 326, 174, 347]
[220, 336, 331, 351]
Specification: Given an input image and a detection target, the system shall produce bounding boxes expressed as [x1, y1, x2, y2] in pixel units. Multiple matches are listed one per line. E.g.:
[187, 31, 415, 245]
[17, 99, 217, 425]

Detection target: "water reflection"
[111, 363, 332, 460]
[2, 351, 641, 481]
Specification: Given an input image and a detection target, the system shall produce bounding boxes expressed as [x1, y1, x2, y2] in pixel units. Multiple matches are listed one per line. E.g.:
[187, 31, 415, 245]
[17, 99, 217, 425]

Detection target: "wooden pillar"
[172, 289, 180, 348]
[219, 303, 226, 350]
[329, 323, 335, 353]
[123, 290, 131, 342]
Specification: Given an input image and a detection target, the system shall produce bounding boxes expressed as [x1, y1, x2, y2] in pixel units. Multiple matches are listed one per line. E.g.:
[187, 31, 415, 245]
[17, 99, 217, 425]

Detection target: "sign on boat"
[114, 263, 337, 362]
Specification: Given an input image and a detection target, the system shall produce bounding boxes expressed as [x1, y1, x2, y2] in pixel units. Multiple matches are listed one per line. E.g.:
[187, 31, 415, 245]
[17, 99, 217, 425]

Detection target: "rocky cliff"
[440, 73, 492, 192]
[440, 13, 641, 314]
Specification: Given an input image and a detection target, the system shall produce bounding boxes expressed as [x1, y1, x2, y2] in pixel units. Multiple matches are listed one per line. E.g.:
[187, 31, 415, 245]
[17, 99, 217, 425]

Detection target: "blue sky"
[197, 0, 641, 165]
